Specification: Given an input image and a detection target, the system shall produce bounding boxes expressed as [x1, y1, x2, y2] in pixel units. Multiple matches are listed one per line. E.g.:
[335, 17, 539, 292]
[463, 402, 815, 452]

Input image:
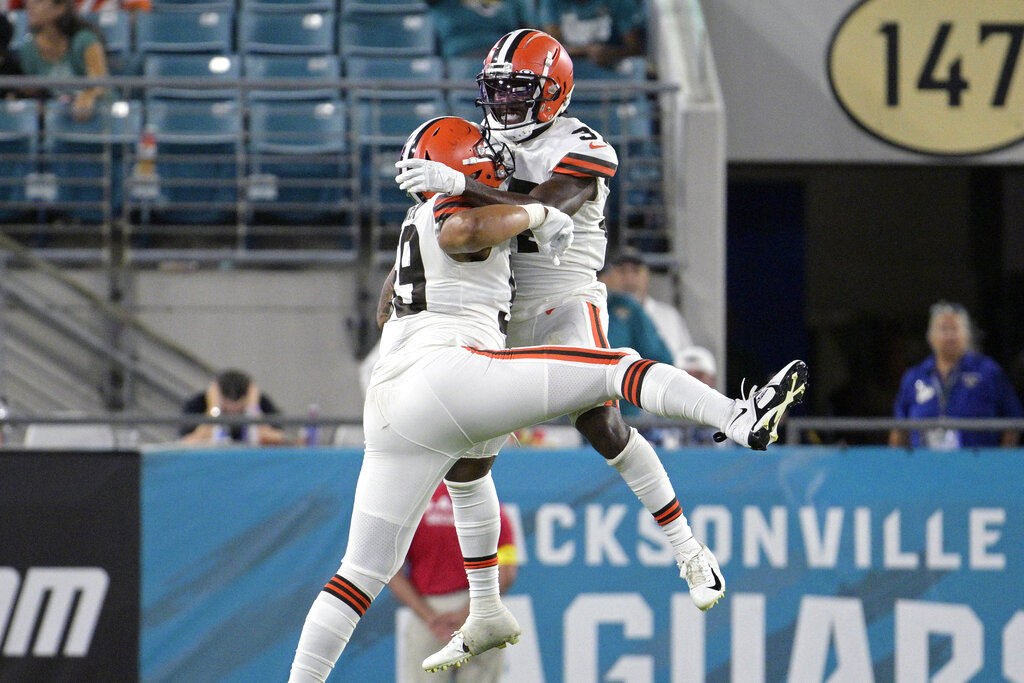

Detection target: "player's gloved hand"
[394, 158, 466, 197]
[530, 206, 575, 266]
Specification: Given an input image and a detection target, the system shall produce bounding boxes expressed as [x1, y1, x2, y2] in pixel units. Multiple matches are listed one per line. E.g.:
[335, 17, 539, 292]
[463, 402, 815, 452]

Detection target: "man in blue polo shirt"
[889, 301, 1022, 449]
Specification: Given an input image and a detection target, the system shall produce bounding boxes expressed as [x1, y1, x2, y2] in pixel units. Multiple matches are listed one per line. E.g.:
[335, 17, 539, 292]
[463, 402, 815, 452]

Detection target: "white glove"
[394, 158, 466, 196]
[530, 206, 575, 266]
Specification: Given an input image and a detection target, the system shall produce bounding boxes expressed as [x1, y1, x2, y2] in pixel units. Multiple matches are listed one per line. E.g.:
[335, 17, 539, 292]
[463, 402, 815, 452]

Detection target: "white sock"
[618, 359, 736, 430]
[445, 474, 502, 618]
[289, 570, 380, 683]
[607, 428, 701, 559]
[289, 593, 359, 683]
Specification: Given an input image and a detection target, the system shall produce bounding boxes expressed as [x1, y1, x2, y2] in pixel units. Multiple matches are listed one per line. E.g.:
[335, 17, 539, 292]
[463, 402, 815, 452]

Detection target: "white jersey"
[372, 194, 514, 386]
[506, 115, 618, 313]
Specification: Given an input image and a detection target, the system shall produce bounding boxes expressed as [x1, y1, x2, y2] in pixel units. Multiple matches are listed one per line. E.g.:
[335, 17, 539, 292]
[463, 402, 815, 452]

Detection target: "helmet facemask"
[477, 63, 566, 142]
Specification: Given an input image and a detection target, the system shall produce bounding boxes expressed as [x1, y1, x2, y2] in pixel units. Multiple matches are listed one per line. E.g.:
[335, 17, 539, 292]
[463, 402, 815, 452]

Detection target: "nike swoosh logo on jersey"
[589, 142, 608, 149]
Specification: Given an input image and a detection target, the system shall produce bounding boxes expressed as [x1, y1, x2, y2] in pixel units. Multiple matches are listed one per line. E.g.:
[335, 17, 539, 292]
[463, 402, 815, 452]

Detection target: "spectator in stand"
[18, 0, 110, 120]
[538, 0, 645, 71]
[388, 482, 519, 682]
[678, 345, 717, 389]
[426, 0, 534, 61]
[181, 368, 287, 445]
[0, 14, 22, 98]
[889, 301, 1022, 449]
[608, 247, 694, 368]
[597, 260, 673, 418]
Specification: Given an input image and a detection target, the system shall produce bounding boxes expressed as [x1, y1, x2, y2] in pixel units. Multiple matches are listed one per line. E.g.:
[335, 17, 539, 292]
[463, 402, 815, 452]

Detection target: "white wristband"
[451, 172, 466, 196]
[522, 203, 547, 229]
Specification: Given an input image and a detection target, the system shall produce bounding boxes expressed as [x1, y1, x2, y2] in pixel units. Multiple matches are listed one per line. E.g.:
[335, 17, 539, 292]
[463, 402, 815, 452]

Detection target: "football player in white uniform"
[396, 30, 809, 668]
[289, 117, 807, 681]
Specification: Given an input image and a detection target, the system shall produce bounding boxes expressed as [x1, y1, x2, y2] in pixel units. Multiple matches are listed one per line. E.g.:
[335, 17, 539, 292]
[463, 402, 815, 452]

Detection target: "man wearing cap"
[597, 259, 674, 418]
[609, 247, 695, 367]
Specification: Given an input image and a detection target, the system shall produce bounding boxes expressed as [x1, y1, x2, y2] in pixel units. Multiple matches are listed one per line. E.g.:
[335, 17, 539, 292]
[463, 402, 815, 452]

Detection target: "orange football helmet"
[477, 29, 574, 142]
[399, 116, 513, 204]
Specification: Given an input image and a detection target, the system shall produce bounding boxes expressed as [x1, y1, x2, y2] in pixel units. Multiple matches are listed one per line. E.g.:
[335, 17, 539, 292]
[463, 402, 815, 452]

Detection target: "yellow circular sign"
[828, 0, 1024, 155]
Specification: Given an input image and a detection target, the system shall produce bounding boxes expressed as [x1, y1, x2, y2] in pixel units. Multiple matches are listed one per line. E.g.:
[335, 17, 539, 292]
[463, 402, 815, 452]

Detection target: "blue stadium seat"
[83, 11, 132, 73]
[7, 11, 28, 50]
[248, 101, 351, 222]
[135, 11, 234, 54]
[340, 0, 427, 15]
[339, 12, 434, 58]
[238, 10, 336, 55]
[351, 96, 444, 146]
[572, 56, 649, 84]
[143, 54, 241, 102]
[446, 56, 484, 122]
[569, 56, 655, 143]
[344, 56, 443, 96]
[0, 100, 38, 220]
[151, 0, 234, 11]
[244, 54, 340, 101]
[43, 100, 142, 223]
[243, 0, 334, 12]
[142, 100, 241, 224]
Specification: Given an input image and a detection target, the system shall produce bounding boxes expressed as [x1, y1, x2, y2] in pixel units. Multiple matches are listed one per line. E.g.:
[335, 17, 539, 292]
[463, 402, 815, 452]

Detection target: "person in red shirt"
[388, 483, 519, 682]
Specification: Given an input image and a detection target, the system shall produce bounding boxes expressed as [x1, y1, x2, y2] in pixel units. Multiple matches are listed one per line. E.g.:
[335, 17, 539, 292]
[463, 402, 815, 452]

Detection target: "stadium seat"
[351, 96, 444, 146]
[143, 54, 241, 102]
[151, 0, 234, 11]
[141, 100, 242, 224]
[569, 56, 655, 144]
[0, 99, 38, 220]
[248, 100, 351, 222]
[340, 0, 427, 15]
[7, 11, 28, 50]
[344, 55, 443, 96]
[244, 54, 340, 101]
[135, 11, 234, 54]
[43, 99, 143, 223]
[339, 12, 434, 58]
[83, 11, 132, 74]
[243, 0, 334, 12]
[238, 10, 336, 55]
[446, 56, 484, 122]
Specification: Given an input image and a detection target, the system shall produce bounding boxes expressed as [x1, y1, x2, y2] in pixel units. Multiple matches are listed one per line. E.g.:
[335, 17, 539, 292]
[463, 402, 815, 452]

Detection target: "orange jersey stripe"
[433, 197, 472, 222]
[553, 153, 617, 179]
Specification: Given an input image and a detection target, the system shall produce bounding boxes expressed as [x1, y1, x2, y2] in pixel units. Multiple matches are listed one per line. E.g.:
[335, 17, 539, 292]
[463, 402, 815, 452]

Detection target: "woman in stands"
[20, 0, 108, 120]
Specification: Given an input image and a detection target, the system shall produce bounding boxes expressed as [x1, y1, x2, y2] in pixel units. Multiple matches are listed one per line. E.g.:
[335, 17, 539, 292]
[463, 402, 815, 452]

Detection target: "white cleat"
[679, 544, 725, 611]
[715, 359, 808, 450]
[422, 607, 521, 673]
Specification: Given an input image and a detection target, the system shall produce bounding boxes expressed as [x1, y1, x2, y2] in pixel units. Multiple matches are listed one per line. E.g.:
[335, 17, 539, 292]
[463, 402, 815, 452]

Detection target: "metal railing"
[5, 413, 1022, 451]
[785, 417, 1024, 445]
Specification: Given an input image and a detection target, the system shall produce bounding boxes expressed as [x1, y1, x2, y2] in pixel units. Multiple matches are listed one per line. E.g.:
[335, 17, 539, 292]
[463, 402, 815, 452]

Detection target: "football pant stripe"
[586, 302, 609, 348]
[465, 346, 627, 364]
